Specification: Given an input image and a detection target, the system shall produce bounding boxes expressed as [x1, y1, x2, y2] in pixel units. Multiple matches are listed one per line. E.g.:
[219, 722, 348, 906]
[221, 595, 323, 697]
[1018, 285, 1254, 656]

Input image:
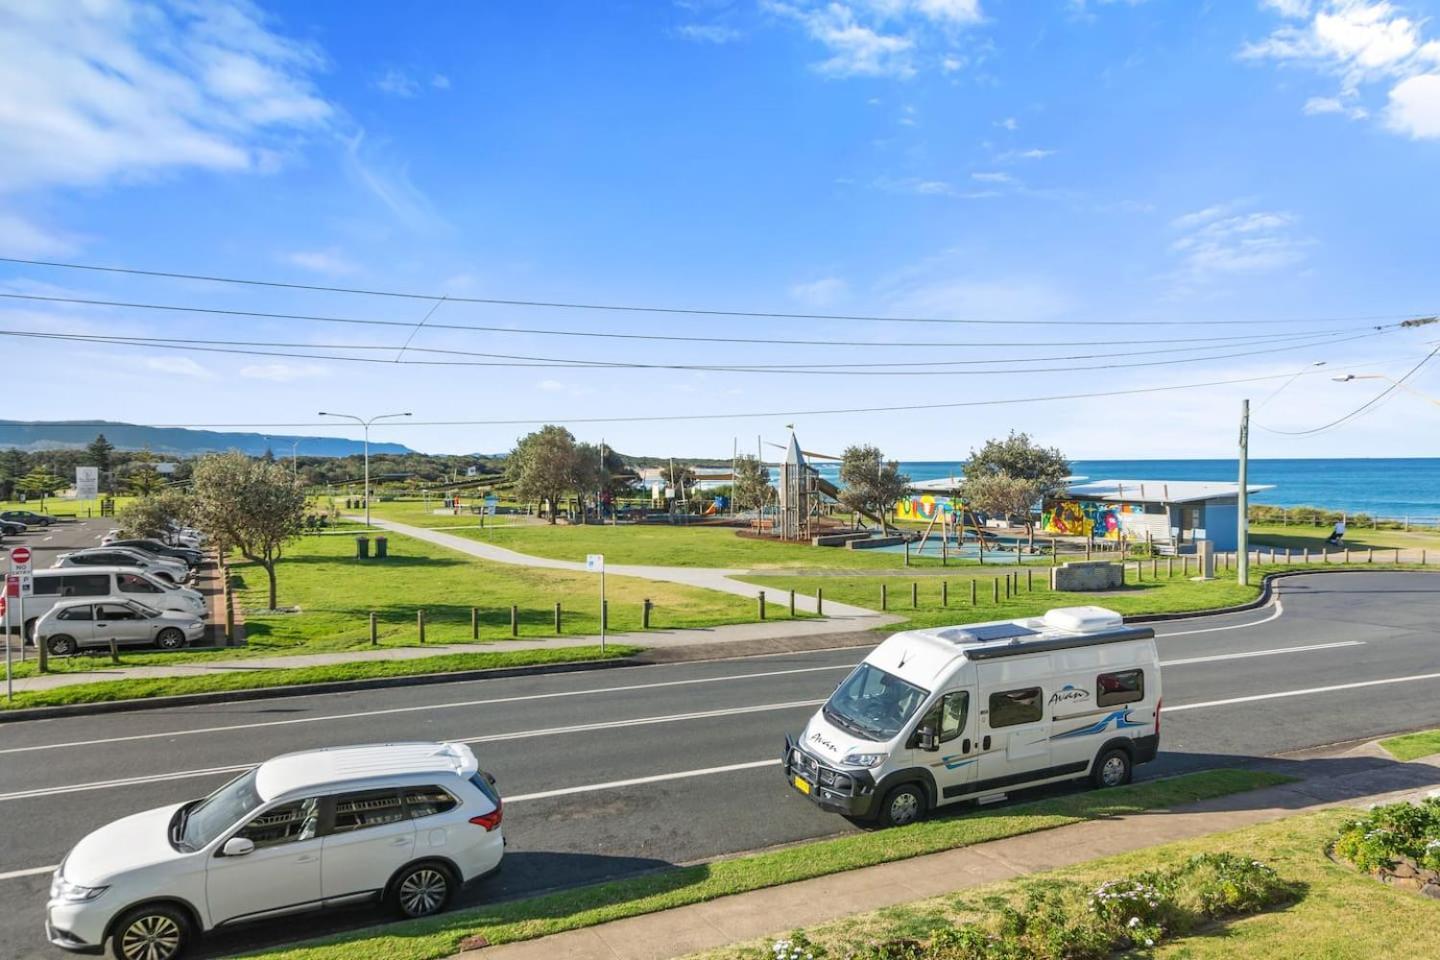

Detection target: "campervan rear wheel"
[877, 783, 927, 827]
[1091, 747, 1132, 789]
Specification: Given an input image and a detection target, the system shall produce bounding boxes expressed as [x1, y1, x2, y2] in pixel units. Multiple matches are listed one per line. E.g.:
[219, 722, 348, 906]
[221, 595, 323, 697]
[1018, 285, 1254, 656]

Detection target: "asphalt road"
[1, 570, 1437, 958]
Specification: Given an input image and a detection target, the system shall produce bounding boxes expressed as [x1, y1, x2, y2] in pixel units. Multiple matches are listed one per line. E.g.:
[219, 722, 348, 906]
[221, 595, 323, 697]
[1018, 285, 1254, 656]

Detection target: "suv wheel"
[389, 862, 455, 918]
[108, 904, 192, 960]
[46, 635, 77, 656]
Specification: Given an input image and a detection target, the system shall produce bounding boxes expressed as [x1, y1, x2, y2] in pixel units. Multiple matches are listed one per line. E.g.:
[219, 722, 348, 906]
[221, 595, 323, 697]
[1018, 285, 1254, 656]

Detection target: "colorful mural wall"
[895, 495, 958, 522]
[1041, 500, 1144, 540]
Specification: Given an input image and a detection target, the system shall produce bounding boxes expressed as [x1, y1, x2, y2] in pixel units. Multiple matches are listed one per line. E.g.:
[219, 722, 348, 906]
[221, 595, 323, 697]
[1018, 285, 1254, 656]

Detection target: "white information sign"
[75, 466, 100, 500]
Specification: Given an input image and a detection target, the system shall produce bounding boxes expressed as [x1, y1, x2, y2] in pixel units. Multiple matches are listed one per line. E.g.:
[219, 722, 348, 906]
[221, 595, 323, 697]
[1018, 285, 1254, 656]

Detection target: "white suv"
[46, 742, 505, 960]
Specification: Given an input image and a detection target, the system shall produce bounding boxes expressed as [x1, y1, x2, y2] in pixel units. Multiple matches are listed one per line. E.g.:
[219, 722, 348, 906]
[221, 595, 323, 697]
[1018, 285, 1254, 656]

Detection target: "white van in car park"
[47, 742, 505, 960]
[22, 569, 207, 638]
[783, 606, 1161, 827]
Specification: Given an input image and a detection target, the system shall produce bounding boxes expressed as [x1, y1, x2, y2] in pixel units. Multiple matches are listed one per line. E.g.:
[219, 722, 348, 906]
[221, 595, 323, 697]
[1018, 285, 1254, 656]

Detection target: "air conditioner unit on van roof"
[1042, 606, 1125, 633]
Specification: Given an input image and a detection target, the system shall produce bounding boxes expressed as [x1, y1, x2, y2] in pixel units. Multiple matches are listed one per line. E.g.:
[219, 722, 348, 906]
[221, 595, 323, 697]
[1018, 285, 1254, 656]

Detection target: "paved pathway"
[471, 750, 1440, 960]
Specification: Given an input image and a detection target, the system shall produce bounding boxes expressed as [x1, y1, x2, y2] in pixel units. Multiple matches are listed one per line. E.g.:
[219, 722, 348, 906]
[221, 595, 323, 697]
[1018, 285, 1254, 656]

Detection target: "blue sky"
[1, 0, 1438, 460]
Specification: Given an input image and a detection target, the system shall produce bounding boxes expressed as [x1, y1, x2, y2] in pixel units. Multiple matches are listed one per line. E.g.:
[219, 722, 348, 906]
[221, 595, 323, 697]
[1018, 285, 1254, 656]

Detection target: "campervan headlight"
[841, 752, 888, 769]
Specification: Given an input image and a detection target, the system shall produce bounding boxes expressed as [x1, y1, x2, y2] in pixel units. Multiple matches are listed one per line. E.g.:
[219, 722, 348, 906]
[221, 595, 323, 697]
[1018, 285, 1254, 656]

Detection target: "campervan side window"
[1097, 670, 1144, 707]
[988, 687, 1043, 728]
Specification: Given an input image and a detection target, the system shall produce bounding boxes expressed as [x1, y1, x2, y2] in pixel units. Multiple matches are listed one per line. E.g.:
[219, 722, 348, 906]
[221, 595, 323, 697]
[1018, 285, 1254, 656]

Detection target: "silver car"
[35, 598, 206, 656]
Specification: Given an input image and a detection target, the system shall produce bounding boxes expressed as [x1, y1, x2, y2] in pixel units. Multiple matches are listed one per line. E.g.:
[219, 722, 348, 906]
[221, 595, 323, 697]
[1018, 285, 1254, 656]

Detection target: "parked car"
[103, 539, 205, 569]
[35, 598, 205, 655]
[1, 509, 56, 526]
[53, 548, 190, 584]
[783, 605, 1162, 827]
[46, 742, 505, 959]
[23, 569, 207, 640]
[0, 519, 27, 536]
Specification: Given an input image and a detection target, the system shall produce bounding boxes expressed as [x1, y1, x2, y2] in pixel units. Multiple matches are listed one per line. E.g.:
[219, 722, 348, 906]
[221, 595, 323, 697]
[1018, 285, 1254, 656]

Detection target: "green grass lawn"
[0, 645, 641, 710]
[693, 808, 1440, 960]
[238, 769, 1286, 960]
[1250, 520, 1440, 554]
[741, 559, 1439, 630]
[1380, 728, 1440, 762]
[0, 495, 135, 518]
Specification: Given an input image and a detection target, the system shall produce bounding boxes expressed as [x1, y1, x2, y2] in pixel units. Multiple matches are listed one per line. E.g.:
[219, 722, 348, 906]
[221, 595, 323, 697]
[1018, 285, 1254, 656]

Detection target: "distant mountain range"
[0, 421, 413, 457]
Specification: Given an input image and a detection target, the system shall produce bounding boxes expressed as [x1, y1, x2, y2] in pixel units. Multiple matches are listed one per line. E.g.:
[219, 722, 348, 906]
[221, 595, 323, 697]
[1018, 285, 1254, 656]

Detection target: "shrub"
[1334, 797, 1440, 873]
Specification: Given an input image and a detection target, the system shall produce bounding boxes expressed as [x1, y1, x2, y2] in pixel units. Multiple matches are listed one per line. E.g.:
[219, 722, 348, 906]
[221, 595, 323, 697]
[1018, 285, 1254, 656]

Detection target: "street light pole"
[1332, 373, 1440, 407]
[1237, 398, 1250, 588]
[318, 411, 412, 527]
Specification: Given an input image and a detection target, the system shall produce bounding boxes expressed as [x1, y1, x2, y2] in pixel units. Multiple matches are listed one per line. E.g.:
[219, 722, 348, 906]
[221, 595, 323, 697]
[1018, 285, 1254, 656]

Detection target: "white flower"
[1145, 938, 1155, 947]
[1129, 917, 1141, 928]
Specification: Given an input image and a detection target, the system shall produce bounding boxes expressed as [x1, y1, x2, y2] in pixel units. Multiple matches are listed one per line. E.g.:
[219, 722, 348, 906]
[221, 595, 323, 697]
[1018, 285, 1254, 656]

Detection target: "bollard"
[904, 539, 910, 567]
[1422, 550, 1427, 566]
[1167, 557, 1174, 578]
[942, 580, 949, 606]
[1396, 548, 1402, 565]
[911, 582, 918, 608]
[880, 583, 888, 611]
[555, 602, 562, 633]
[816, 588, 824, 616]
[1344, 548, 1350, 564]
[1026, 568, 1033, 592]
[1303, 547, 1310, 564]
[510, 605, 518, 637]
[1368, 548, 1375, 564]
[370, 611, 378, 646]
[789, 589, 796, 618]
[1285, 547, 1291, 564]
[1182, 556, 1190, 577]
[758, 591, 767, 620]
[971, 580, 977, 605]
[471, 607, 479, 640]
[643, 598, 652, 629]
[992, 578, 999, 603]
[109, 634, 120, 666]
[1152, 558, 1158, 579]
[417, 609, 426, 644]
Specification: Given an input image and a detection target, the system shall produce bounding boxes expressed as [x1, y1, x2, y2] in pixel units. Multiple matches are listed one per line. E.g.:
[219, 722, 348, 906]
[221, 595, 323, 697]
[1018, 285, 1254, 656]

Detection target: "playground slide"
[814, 476, 889, 530]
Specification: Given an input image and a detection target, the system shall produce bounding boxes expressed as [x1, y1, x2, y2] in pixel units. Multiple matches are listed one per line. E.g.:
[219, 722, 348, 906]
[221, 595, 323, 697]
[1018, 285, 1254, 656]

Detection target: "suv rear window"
[404, 786, 460, 819]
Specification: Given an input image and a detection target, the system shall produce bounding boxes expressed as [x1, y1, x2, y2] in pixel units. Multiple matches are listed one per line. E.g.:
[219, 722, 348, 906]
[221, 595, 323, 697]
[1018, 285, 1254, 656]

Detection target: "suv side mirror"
[916, 723, 939, 752]
[221, 837, 255, 857]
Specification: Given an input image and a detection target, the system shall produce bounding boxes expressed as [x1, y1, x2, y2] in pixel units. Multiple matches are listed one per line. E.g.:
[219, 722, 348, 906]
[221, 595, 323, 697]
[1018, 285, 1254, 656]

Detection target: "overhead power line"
[0, 326, 1397, 376]
[0, 292, 1386, 349]
[2, 256, 1433, 328]
[1258, 343, 1440, 437]
[0, 369, 1350, 429]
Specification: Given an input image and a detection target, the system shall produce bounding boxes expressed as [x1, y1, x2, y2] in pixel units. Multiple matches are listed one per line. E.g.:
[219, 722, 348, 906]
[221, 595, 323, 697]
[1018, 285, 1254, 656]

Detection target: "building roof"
[1063, 479, 1274, 504]
[254, 742, 478, 800]
[907, 474, 1088, 494]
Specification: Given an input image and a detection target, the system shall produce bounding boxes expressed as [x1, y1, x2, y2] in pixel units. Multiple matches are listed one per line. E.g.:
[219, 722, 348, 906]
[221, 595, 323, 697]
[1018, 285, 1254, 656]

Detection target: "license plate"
[793, 776, 811, 795]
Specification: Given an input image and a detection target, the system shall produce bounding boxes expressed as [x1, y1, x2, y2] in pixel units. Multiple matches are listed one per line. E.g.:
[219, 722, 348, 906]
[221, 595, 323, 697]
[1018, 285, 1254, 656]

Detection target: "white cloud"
[941, 54, 965, 72]
[285, 249, 358, 275]
[1386, 72, 1440, 137]
[771, 2, 916, 78]
[373, 68, 420, 98]
[431, 74, 451, 90]
[996, 116, 1018, 130]
[343, 131, 443, 230]
[1245, 1, 1440, 137]
[240, 362, 331, 382]
[0, 211, 78, 257]
[971, 170, 1012, 182]
[537, 379, 566, 392]
[789, 276, 850, 306]
[1169, 203, 1311, 277]
[765, 1, 983, 78]
[146, 356, 214, 379]
[0, 0, 330, 194]
[998, 147, 1055, 160]
[676, 23, 743, 43]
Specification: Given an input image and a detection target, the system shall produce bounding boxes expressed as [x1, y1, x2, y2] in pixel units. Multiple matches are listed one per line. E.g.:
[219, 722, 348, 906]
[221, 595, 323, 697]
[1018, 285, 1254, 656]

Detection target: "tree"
[0, 449, 25, 500]
[660, 461, 695, 495]
[16, 466, 65, 506]
[838, 445, 910, 532]
[118, 491, 194, 540]
[124, 451, 165, 496]
[960, 431, 1069, 542]
[86, 434, 115, 490]
[191, 453, 307, 609]
[507, 425, 582, 523]
[731, 454, 772, 512]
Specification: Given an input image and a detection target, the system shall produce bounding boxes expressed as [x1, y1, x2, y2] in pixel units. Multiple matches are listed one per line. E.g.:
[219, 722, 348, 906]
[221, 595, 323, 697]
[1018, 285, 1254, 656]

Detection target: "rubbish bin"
[375, 536, 388, 559]
[356, 535, 370, 559]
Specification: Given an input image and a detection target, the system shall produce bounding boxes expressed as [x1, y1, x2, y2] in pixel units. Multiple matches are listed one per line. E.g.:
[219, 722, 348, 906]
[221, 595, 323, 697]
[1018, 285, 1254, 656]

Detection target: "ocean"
[802, 459, 1440, 520]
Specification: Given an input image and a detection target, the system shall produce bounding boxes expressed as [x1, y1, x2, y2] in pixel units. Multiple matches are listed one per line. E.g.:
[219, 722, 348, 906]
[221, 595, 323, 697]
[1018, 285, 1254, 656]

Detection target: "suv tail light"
[469, 800, 503, 831]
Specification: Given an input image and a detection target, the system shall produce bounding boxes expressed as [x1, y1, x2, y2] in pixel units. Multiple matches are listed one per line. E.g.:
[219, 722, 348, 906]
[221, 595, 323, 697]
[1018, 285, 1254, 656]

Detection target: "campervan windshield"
[823, 663, 929, 742]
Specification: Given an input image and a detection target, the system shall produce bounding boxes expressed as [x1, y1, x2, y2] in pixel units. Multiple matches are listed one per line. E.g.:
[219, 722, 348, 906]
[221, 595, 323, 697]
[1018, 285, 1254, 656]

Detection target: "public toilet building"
[1042, 479, 1273, 553]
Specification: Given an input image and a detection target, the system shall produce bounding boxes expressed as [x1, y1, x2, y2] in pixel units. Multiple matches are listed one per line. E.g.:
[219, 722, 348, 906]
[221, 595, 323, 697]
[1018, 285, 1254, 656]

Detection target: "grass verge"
[0, 644, 640, 710]
[1380, 728, 1440, 762]
[240, 769, 1289, 960]
[692, 807, 1440, 960]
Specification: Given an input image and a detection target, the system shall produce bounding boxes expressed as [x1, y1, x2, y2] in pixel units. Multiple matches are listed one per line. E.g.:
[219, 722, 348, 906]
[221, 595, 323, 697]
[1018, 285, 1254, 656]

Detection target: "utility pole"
[1237, 398, 1250, 587]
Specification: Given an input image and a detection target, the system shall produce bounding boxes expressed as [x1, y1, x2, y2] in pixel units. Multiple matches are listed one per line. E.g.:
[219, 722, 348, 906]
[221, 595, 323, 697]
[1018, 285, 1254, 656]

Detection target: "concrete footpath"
[469, 749, 1440, 960]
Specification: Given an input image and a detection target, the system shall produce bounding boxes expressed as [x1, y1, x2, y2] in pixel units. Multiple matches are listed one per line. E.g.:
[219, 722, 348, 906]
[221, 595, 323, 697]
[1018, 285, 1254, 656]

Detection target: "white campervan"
[783, 606, 1161, 827]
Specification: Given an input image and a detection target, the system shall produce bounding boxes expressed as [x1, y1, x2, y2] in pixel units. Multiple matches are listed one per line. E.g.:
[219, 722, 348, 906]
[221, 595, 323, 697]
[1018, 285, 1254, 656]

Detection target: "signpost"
[9, 546, 34, 680]
[75, 466, 99, 500]
[1, 590, 8, 702]
[586, 554, 605, 652]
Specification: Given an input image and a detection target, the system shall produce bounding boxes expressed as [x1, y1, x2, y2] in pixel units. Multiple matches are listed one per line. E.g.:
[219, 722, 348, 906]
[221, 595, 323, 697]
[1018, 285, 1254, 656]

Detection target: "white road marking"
[1161, 640, 1364, 667]
[0, 865, 57, 881]
[0, 665, 852, 756]
[1153, 599, 1284, 637]
[0, 700, 825, 802]
[1166, 670, 1440, 713]
[507, 759, 779, 803]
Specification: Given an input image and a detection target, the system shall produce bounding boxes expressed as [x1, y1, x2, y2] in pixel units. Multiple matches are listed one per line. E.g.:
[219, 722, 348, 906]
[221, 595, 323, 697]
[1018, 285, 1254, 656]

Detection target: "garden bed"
[1333, 796, 1440, 900]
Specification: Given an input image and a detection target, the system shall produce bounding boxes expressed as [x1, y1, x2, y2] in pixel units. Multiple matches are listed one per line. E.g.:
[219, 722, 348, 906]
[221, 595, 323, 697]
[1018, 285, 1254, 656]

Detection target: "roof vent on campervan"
[1042, 605, 1125, 633]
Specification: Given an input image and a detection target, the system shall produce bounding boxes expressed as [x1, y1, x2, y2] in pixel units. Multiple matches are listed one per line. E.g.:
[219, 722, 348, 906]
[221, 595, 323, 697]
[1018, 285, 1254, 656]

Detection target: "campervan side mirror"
[916, 723, 939, 752]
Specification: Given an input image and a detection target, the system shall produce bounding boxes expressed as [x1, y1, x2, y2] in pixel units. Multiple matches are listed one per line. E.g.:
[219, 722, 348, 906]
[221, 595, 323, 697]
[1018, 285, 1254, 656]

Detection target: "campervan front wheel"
[1091, 747, 1133, 789]
[877, 783, 927, 827]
